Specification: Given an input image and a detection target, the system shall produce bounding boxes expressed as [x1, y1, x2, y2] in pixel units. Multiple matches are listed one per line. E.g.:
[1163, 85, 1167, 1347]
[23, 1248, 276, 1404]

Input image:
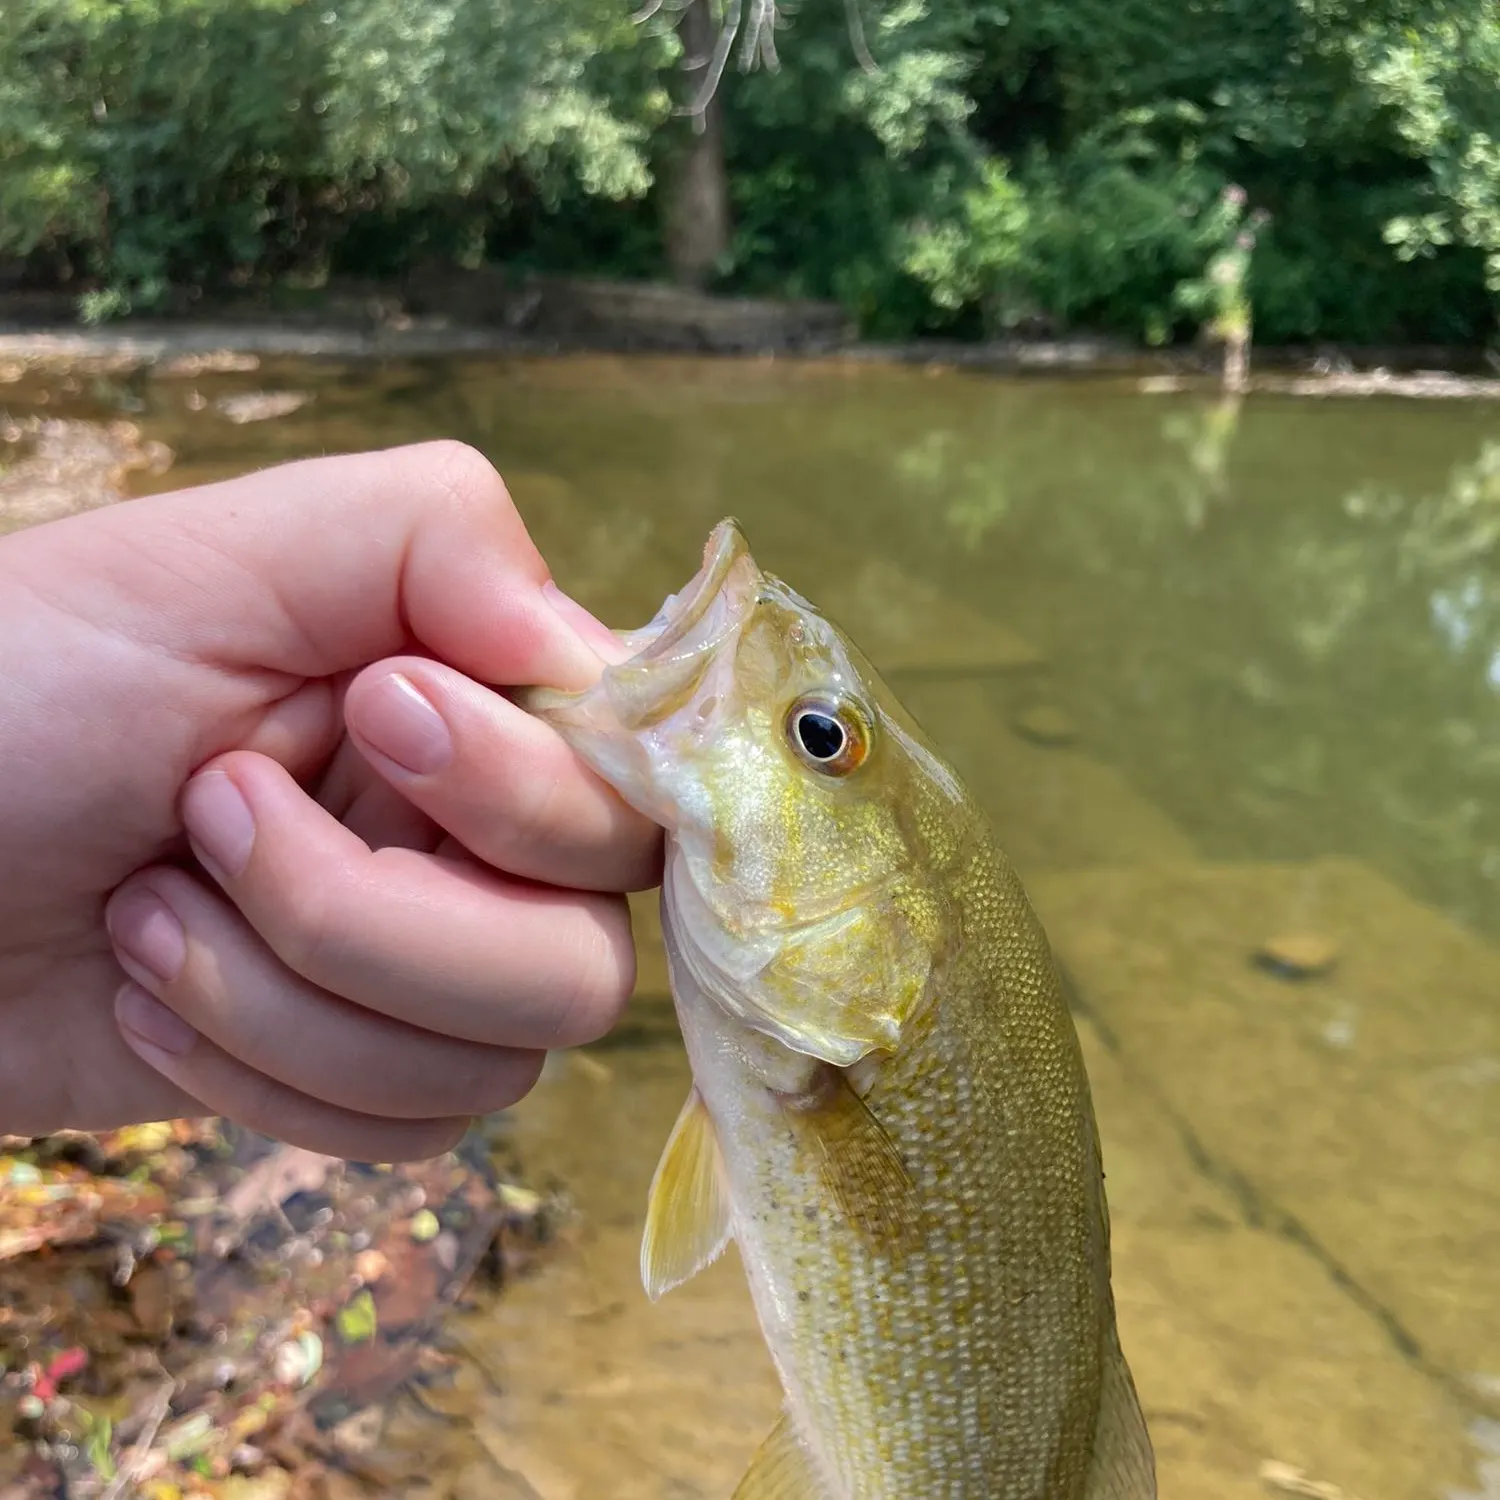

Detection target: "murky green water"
[91, 353, 1500, 942]
[9, 353, 1500, 1499]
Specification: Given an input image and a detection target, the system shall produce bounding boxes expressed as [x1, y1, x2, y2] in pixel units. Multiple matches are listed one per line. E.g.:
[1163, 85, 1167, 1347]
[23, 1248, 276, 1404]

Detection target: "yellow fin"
[1083, 1332, 1157, 1500]
[640, 1087, 731, 1301]
[797, 1065, 922, 1245]
[731, 1413, 834, 1500]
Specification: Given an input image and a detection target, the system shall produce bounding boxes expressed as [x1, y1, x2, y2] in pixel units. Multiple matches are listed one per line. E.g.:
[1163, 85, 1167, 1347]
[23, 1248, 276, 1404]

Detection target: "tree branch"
[682, 0, 742, 123]
[844, 0, 878, 74]
[675, 0, 879, 120]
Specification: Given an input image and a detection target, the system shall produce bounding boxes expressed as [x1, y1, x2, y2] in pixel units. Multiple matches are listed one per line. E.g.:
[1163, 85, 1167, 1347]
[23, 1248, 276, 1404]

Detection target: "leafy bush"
[2, 0, 1499, 343]
[0, 0, 658, 316]
[904, 110, 1249, 342]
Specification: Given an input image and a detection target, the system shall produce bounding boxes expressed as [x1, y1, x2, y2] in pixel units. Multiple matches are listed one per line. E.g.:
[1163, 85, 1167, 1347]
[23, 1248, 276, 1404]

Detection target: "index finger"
[14, 440, 607, 694]
[344, 657, 662, 892]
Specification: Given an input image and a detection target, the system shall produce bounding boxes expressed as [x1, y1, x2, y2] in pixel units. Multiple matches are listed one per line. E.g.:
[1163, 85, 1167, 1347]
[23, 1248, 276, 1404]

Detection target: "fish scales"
[522, 521, 1155, 1500]
[677, 851, 1106, 1498]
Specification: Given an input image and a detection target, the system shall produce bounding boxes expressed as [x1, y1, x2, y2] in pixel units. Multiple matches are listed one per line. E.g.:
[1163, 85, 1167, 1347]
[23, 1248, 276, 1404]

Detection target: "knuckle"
[221, 1064, 294, 1143]
[261, 871, 349, 987]
[549, 899, 636, 1048]
[423, 440, 508, 516]
[499, 761, 570, 862]
[265, 914, 326, 986]
[449, 1048, 545, 1116]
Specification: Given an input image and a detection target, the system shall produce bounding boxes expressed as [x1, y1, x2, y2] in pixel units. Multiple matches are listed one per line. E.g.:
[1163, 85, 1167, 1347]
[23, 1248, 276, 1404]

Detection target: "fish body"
[523, 522, 1154, 1500]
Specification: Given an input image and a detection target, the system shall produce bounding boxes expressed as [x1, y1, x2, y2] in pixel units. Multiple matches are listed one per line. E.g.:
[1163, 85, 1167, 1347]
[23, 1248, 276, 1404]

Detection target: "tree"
[4, 0, 1500, 343]
[0, 0, 655, 317]
[1306, 0, 1500, 304]
[649, 0, 883, 288]
[661, 0, 733, 286]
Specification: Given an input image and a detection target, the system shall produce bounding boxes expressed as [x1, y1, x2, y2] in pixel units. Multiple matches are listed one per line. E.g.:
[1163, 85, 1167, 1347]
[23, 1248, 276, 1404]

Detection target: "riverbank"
[2, 274, 1498, 396]
[6, 324, 1500, 402]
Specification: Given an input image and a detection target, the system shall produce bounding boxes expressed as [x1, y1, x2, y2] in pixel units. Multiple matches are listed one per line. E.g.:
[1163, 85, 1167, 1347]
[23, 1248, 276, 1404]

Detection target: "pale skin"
[0, 440, 663, 1162]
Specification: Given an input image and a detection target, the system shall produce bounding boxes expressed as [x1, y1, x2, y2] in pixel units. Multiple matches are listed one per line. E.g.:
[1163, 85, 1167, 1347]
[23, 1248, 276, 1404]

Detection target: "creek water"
[8, 351, 1499, 1500]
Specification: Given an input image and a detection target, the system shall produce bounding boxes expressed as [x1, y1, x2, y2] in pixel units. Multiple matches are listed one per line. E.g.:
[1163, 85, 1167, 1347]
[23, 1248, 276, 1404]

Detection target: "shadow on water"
[8, 353, 1498, 1498]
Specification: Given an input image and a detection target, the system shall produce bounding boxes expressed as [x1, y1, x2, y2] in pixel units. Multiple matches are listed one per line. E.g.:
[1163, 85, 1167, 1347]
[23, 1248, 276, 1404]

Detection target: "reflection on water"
[14, 353, 1498, 1497]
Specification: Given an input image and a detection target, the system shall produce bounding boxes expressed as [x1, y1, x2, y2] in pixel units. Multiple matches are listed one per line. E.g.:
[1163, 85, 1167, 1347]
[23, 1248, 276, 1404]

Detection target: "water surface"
[11, 352, 1499, 1499]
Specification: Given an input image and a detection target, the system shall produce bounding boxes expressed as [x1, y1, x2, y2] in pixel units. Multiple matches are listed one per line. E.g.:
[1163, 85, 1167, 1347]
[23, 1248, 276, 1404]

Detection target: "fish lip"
[618, 517, 758, 666]
[519, 516, 758, 725]
[578, 516, 763, 731]
[519, 517, 762, 752]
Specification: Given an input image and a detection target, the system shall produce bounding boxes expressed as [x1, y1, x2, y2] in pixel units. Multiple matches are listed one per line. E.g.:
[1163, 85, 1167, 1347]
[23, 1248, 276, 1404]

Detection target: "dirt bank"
[2, 272, 1497, 394]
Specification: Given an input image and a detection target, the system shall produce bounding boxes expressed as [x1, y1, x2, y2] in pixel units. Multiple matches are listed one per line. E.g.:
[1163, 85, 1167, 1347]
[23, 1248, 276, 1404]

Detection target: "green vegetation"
[3, 0, 1499, 344]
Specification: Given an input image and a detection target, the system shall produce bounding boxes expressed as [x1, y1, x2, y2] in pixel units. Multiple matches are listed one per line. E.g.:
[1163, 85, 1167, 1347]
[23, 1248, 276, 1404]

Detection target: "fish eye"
[785, 696, 870, 776]
[797, 711, 844, 760]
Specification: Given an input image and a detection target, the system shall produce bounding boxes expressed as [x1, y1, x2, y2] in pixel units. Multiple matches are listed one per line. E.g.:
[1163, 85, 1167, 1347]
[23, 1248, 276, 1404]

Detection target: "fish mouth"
[591, 518, 763, 729]
[522, 517, 763, 732]
[617, 518, 759, 663]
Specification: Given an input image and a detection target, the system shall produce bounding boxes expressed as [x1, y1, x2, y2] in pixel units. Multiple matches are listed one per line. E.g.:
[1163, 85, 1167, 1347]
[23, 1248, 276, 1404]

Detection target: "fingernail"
[355, 672, 453, 776]
[181, 771, 255, 881]
[105, 888, 186, 984]
[543, 580, 632, 665]
[116, 983, 197, 1058]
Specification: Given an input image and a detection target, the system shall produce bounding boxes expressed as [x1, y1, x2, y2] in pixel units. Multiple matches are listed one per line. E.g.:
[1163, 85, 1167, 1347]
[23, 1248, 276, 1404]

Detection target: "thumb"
[16, 441, 614, 692]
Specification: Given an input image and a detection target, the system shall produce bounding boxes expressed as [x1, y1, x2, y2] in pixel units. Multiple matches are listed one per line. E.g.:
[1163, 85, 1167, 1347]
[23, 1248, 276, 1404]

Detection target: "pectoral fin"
[795, 1065, 922, 1246]
[732, 1414, 833, 1500]
[1083, 1332, 1157, 1500]
[641, 1087, 732, 1301]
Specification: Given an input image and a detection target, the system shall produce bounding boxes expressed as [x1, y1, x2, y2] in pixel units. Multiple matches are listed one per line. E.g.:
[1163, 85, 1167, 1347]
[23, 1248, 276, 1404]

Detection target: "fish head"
[522, 519, 972, 1068]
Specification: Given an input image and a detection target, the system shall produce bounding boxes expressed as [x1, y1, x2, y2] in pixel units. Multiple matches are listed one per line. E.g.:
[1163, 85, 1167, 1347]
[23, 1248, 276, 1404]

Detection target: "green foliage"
[1, 0, 321, 311]
[900, 160, 1029, 316]
[318, 3, 657, 202]
[681, 0, 1500, 343]
[1312, 0, 1500, 286]
[3, 0, 1500, 342]
[0, 0, 656, 314]
[904, 111, 1252, 342]
[702, 0, 1010, 335]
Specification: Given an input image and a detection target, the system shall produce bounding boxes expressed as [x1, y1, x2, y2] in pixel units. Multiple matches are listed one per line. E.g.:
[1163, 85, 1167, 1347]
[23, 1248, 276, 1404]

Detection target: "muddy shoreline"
[5, 322, 1500, 402]
[2, 272, 1498, 397]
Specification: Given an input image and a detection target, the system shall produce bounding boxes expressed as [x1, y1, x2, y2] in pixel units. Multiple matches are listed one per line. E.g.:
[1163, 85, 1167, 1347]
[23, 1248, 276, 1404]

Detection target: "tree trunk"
[1223, 329, 1249, 394]
[663, 0, 732, 288]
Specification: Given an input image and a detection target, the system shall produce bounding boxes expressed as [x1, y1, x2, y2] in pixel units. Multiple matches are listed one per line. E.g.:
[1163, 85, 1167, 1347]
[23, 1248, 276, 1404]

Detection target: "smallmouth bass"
[522, 521, 1155, 1500]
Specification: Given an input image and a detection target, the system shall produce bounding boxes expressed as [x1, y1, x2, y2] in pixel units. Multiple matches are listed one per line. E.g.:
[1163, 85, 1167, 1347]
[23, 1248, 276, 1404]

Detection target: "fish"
[520, 520, 1155, 1500]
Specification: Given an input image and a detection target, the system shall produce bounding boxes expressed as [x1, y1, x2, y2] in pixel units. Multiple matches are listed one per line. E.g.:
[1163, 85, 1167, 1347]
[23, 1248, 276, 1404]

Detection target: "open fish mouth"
[612, 518, 761, 666]
[578, 517, 764, 731]
[519, 516, 764, 740]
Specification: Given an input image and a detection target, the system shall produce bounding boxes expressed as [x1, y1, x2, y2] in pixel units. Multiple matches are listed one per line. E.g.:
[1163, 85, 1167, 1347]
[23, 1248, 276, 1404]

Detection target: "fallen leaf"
[334, 1292, 377, 1346]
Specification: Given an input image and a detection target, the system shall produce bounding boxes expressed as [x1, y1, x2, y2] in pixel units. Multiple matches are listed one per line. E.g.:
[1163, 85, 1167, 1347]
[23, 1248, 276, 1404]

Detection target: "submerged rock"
[212, 391, 312, 424]
[0, 418, 173, 529]
[1013, 704, 1079, 747]
[1254, 932, 1340, 980]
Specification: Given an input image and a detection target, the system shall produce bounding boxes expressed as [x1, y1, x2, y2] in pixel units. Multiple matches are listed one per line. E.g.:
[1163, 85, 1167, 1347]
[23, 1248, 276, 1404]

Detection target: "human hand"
[0, 442, 660, 1160]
